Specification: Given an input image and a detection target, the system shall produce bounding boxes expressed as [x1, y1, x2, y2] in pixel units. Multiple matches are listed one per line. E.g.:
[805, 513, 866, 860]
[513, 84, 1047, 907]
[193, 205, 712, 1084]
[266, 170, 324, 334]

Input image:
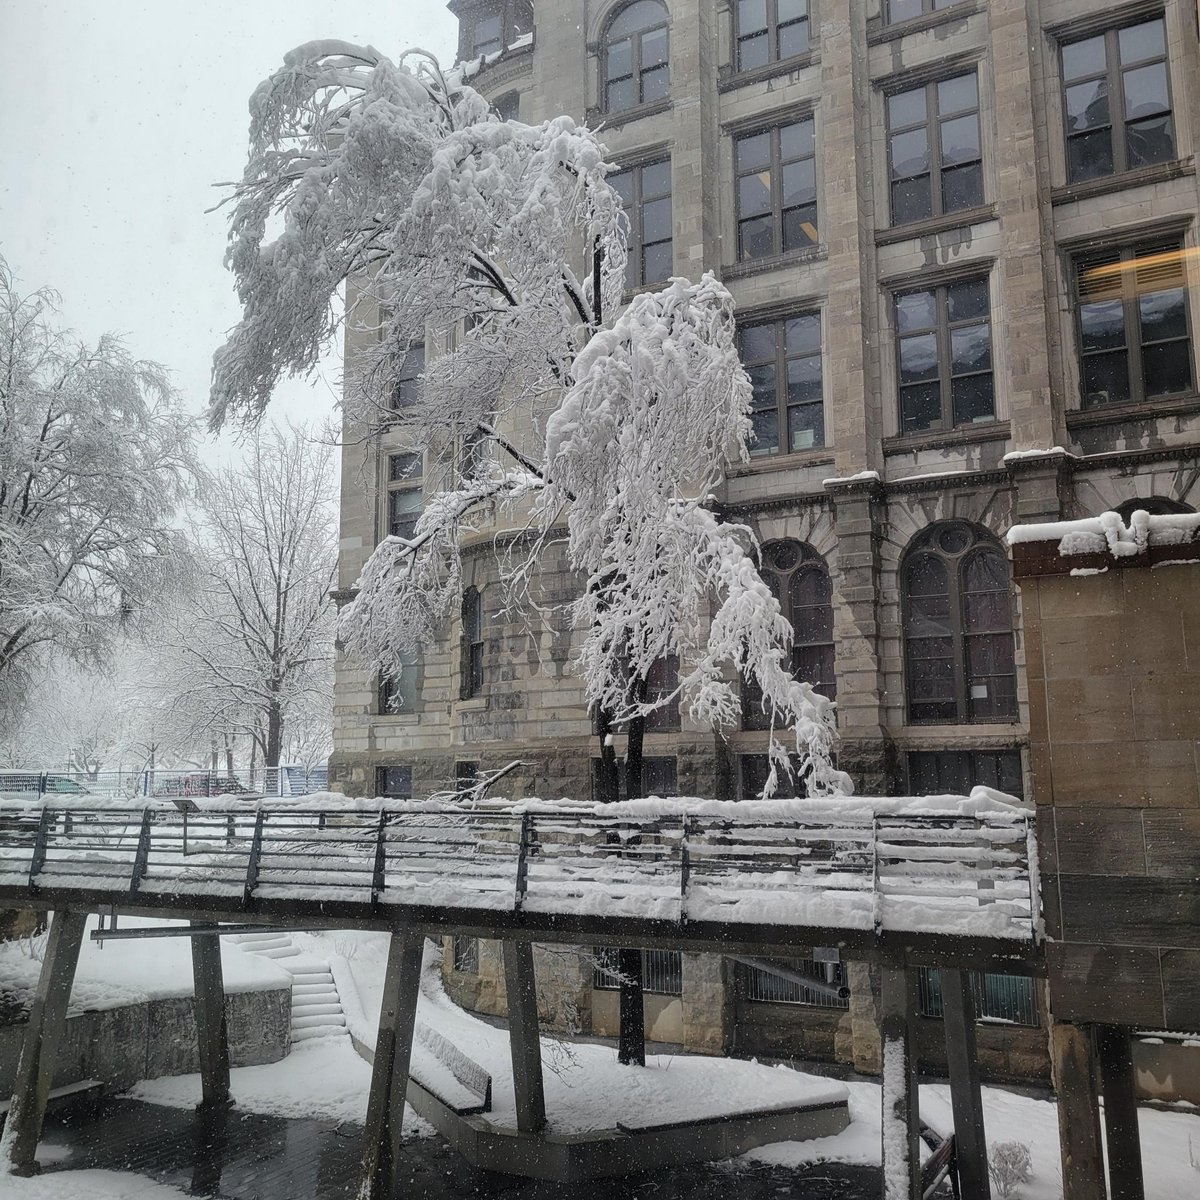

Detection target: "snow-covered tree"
[212, 42, 848, 801]
[149, 424, 337, 771]
[0, 261, 194, 714]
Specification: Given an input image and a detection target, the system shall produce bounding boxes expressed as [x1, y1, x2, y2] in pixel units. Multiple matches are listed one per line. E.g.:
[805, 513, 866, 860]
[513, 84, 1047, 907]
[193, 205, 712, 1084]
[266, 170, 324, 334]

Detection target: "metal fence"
[593, 948, 683, 996]
[742, 957, 850, 1009]
[917, 968, 1039, 1027]
[0, 766, 329, 802]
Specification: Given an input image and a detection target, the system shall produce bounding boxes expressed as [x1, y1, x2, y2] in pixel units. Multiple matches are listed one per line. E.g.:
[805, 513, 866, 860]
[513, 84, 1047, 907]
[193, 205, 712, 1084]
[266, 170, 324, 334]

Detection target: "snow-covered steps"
[230, 932, 348, 1043]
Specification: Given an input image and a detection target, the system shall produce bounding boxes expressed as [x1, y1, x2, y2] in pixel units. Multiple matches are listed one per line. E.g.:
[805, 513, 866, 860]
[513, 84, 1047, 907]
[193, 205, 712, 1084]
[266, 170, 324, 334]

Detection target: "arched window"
[744, 540, 835, 730]
[603, 1, 670, 113]
[1111, 495, 1194, 521]
[902, 523, 1016, 724]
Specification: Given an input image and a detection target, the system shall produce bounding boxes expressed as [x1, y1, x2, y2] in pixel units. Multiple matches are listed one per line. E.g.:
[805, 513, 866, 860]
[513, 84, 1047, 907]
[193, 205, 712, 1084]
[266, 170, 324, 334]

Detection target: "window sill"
[867, 2, 982, 45]
[723, 244, 827, 281]
[1051, 158, 1196, 207]
[875, 204, 996, 247]
[893, 725, 1024, 746]
[726, 448, 835, 477]
[375, 712, 420, 724]
[883, 420, 1010, 455]
[1065, 393, 1200, 430]
[587, 97, 672, 132]
[717, 51, 819, 93]
[453, 697, 489, 713]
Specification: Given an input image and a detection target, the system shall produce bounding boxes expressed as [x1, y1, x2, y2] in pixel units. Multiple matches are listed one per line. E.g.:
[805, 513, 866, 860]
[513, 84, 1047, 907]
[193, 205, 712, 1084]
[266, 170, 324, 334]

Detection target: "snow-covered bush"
[988, 1139, 1033, 1198]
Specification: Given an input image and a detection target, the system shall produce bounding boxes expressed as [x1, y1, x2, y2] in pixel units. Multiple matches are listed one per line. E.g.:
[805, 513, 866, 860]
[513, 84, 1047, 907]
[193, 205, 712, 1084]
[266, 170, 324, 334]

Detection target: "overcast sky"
[0, 2, 460, 460]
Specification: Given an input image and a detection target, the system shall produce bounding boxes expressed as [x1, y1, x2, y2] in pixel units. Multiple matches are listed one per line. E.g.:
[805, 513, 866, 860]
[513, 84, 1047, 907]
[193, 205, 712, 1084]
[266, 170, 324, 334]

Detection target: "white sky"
[0, 1, 460, 461]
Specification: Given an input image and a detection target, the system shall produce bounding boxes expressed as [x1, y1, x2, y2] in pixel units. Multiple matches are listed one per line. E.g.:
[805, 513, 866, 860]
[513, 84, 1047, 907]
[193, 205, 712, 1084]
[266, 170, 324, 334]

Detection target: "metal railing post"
[243, 811, 265, 906]
[871, 815, 883, 935]
[679, 815, 691, 924]
[513, 812, 532, 912]
[371, 810, 388, 908]
[28, 807, 52, 889]
[130, 810, 153, 892]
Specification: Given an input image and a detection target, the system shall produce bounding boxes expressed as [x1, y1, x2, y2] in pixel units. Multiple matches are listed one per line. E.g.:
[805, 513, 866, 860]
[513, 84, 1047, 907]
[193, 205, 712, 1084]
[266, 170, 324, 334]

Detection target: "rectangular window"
[887, 71, 982, 225]
[593, 948, 682, 995]
[385, 452, 422, 541]
[742, 957, 849, 1009]
[918, 968, 1039, 1027]
[590, 755, 678, 801]
[376, 765, 413, 799]
[391, 346, 425, 410]
[887, 0, 966, 24]
[740, 753, 808, 799]
[455, 761, 479, 792]
[471, 13, 503, 56]
[738, 312, 824, 454]
[894, 276, 994, 435]
[453, 935, 479, 973]
[461, 589, 484, 699]
[907, 749, 1023, 798]
[610, 158, 673, 290]
[1075, 242, 1192, 409]
[378, 651, 420, 714]
[735, 116, 818, 262]
[1062, 17, 1174, 184]
[644, 655, 680, 732]
[735, 0, 811, 73]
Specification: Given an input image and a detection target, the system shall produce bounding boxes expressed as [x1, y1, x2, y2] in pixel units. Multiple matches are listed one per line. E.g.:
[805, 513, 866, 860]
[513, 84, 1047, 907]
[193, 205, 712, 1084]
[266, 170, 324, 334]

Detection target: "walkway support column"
[1097, 1024, 1145, 1200]
[0, 908, 87, 1174]
[941, 969, 990, 1199]
[879, 964, 920, 1200]
[1049, 1019, 1106, 1200]
[359, 929, 423, 1200]
[191, 921, 231, 1110]
[502, 939, 546, 1133]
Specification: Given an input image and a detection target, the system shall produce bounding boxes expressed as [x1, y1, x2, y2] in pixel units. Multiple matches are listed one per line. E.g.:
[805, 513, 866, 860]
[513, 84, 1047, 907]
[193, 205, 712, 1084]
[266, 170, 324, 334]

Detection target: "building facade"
[330, 0, 1200, 1074]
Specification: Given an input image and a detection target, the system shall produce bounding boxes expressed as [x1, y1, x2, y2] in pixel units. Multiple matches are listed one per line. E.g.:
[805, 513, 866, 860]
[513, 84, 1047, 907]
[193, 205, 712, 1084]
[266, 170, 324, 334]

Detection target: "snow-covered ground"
[1, 1168, 188, 1199]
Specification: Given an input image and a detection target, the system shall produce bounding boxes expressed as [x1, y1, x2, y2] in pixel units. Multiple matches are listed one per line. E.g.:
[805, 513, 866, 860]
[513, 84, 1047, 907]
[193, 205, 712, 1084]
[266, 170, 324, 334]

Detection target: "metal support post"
[880, 964, 921, 1200]
[358, 929, 424, 1200]
[502, 939, 546, 1133]
[1097, 1024, 1145, 1200]
[0, 909, 88, 1174]
[191, 920, 231, 1110]
[942, 968, 990, 1199]
[1049, 1019, 1106, 1200]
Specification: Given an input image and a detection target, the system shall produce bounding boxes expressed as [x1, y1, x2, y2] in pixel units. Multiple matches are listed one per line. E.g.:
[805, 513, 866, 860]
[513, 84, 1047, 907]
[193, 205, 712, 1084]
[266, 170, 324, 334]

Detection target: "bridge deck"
[0, 798, 1040, 968]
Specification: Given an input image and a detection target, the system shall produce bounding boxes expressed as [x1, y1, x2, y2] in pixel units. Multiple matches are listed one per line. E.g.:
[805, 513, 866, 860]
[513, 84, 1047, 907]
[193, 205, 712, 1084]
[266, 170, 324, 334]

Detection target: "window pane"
[897, 290, 937, 332]
[940, 115, 980, 167]
[643, 240, 672, 283]
[738, 171, 772, 217]
[607, 38, 632, 79]
[1065, 80, 1109, 132]
[642, 26, 669, 68]
[388, 452, 421, 482]
[1080, 299, 1126, 352]
[891, 128, 930, 179]
[889, 0, 922, 21]
[786, 314, 821, 355]
[907, 552, 949, 598]
[739, 31, 769, 70]
[948, 278, 989, 322]
[964, 547, 1009, 594]
[1062, 35, 1106, 84]
[642, 195, 672, 241]
[641, 64, 670, 102]
[609, 169, 634, 204]
[892, 176, 933, 224]
[937, 73, 978, 117]
[1082, 350, 1132, 406]
[888, 87, 926, 130]
[778, 19, 810, 59]
[608, 0, 668, 38]
[737, 131, 771, 172]
[964, 591, 1010, 634]
[1123, 62, 1170, 120]
[900, 333, 939, 383]
[782, 205, 819, 251]
[607, 77, 635, 111]
[782, 159, 816, 207]
[901, 383, 942, 433]
[1140, 287, 1188, 343]
[1142, 341, 1193, 397]
[741, 323, 777, 363]
[1118, 18, 1166, 66]
[781, 119, 815, 161]
[907, 595, 952, 638]
[952, 374, 995, 424]
[739, 215, 775, 259]
[747, 362, 777, 408]
[951, 323, 992, 374]
[789, 402, 824, 450]
[942, 162, 983, 212]
[787, 354, 822, 402]
[1126, 114, 1175, 169]
[778, 0, 808, 21]
[738, 0, 769, 32]
[751, 407, 780, 454]
[641, 159, 672, 196]
[1068, 129, 1114, 182]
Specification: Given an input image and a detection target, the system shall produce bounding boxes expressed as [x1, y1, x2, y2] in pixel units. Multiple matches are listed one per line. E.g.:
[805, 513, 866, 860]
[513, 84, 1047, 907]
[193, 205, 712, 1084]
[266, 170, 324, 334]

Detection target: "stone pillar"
[1097, 1024, 1146, 1200]
[848, 961, 882, 1074]
[681, 953, 733, 1055]
[1049, 1019, 1107, 1200]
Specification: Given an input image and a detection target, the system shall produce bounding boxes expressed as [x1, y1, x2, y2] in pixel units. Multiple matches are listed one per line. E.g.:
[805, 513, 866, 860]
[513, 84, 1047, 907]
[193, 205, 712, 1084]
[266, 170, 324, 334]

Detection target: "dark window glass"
[741, 753, 808, 799]
[907, 749, 1023, 799]
[379, 650, 421, 714]
[493, 90, 520, 121]
[1061, 17, 1175, 183]
[902, 524, 1017, 725]
[735, 0, 810, 73]
[471, 13, 503, 56]
[391, 345, 425, 410]
[894, 277, 994, 434]
[645, 655, 680, 732]
[385, 453, 422, 541]
[604, 0, 670, 112]
[735, 116, 818, 262]
[1075, 242, 1193, 409]
[612, 157, 672, 290]
[887, 0, 966, 23]
[461, 587, 484, 699]
[738, 313, 824, 454]
[887, 71, 982, 226]
[918, 969, 1038, 1026]
[590, 755, 678, 801]
[376, 765, 413, 799]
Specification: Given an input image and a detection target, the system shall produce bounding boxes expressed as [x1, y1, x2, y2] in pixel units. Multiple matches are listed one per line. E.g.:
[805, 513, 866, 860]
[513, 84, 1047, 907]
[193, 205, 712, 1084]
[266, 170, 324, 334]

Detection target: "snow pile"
[1007, 510, 1200, 558]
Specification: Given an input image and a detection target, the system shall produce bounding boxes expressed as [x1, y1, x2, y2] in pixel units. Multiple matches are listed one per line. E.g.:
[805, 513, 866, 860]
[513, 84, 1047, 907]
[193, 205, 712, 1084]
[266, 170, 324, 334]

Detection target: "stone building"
[330, 0, 1200, 1077]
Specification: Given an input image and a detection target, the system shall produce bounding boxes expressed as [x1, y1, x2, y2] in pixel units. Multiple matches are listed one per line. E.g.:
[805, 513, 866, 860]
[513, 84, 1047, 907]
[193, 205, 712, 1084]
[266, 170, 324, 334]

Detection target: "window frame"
[1059, 16, 1176, 185]
[734, 114, 819, 262]
[390, 344, 425, 411]
[610, 156, 673, 291]
[901, 523, 1018, 727]
[906, 748, 1024, 798]
[738, 311, 825, 455]
[1072, 240, 1194, 411]
[893, 274, 995, 436]
[378, 651, 421, 716]
[733, 0, 813, 74]
[885, 70, 983, 227]
[460, 587, 485, 700]
[376, 765, 413, 800]
[886, 0, 967, 25]
[385, 451, 423, 542]
[602, 0, 671, 114]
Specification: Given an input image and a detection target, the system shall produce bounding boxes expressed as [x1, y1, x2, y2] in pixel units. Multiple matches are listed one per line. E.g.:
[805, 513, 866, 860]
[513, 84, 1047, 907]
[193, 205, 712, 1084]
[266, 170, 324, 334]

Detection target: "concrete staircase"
[230, 931, 348, 1043]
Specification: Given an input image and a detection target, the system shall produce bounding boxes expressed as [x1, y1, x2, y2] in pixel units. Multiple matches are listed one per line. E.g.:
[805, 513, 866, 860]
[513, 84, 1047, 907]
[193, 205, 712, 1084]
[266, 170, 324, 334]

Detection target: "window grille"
[734, 0, 811, 73]
[917, 969, 1039, 1027]
[743, 957, 849, 1009]
[593, 948, 682, 996]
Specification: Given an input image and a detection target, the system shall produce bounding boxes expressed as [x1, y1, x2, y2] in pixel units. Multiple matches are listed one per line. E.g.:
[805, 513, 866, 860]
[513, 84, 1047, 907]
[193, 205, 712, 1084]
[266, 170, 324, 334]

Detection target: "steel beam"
[502, 939, 546, 1133]
[359, 929, 424, 1200]
[880, 965, 921, 1200]
[942, 968, 990, 1199]
[1097, 1024, 1145, 1200]
[0, 908, 87, 1174]
[191, 919, 231, 1110]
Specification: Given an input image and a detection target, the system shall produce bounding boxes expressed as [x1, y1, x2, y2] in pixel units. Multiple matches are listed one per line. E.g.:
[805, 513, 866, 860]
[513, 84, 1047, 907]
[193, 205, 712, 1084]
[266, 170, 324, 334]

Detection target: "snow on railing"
[0, 799, 1039, 942]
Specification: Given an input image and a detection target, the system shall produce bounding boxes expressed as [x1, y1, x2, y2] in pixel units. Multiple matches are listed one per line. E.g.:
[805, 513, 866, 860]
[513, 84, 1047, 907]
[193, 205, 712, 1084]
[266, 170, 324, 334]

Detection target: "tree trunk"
[595, 707, 620, 805]
[265, 701, 283, 768]
[616, 676, 649, 1066]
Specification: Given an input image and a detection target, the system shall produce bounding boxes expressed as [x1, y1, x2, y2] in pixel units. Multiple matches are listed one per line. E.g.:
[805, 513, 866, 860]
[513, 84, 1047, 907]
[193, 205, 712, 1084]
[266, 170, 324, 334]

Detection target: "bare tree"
[0, 259, 194, 712]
